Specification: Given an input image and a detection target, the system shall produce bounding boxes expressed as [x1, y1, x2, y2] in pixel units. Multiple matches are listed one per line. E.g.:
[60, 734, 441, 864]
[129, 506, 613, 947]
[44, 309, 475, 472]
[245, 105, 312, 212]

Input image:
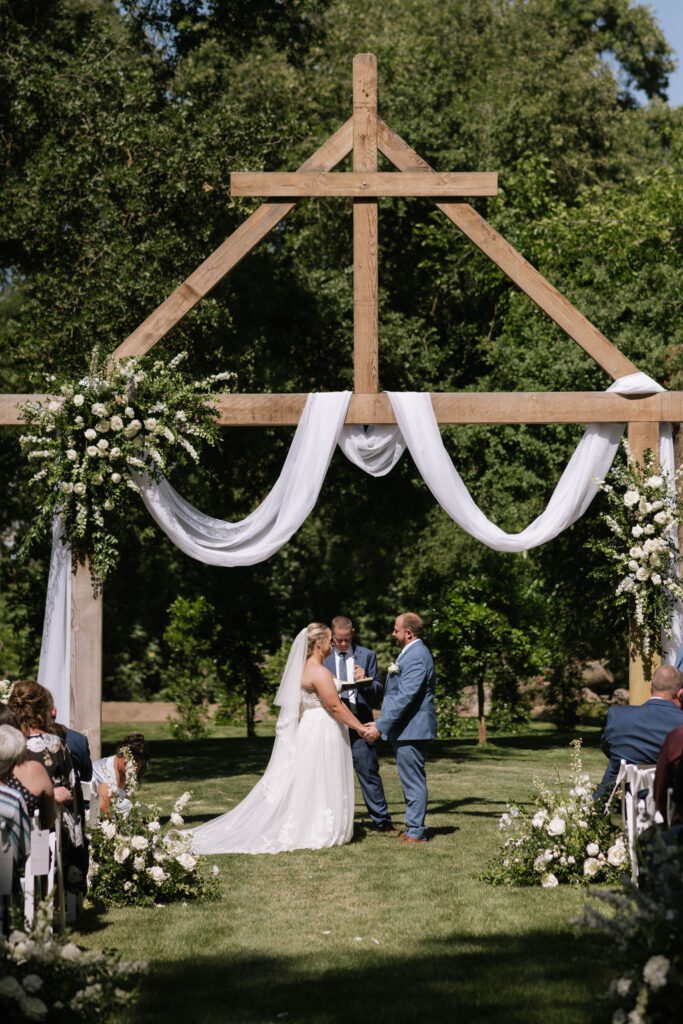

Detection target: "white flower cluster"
[596, 441, 683, 658]
[0, 678, 14, 703]
[0, 902, 146, 1020]
[489, 740, 629, 887]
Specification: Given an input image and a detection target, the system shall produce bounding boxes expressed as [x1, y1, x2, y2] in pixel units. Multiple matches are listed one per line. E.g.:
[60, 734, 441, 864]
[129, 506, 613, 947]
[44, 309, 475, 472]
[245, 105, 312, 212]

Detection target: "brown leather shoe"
[376, 822, 398, 833]
[400, 834, 427, 845]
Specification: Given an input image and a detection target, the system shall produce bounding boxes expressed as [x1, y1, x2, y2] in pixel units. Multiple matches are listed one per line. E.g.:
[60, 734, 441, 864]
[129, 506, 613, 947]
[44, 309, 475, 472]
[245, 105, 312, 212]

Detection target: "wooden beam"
[0, 394, 44, 425]
[70, 561, 103, 759]
[211, 390, 683, 426]
[111, 118, 354, 361]
[230, 171, 498, 197]
[376, 118, 639, 382]
[353, 54, 379, 394]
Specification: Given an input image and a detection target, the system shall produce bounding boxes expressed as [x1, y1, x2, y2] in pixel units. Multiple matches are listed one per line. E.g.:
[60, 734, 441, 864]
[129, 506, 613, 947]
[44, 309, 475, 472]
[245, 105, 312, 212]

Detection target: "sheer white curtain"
[38, 374, 679, 725]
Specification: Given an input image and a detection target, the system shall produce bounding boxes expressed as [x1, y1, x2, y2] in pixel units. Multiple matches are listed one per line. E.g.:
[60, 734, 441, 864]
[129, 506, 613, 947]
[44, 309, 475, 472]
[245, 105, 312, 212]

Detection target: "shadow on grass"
[126, 928, 611, 1024]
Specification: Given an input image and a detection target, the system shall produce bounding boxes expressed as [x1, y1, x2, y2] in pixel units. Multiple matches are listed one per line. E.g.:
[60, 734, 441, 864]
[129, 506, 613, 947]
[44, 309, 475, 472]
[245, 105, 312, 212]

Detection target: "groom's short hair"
[401, 613, 423, 637]
[331, 615, 353, 633]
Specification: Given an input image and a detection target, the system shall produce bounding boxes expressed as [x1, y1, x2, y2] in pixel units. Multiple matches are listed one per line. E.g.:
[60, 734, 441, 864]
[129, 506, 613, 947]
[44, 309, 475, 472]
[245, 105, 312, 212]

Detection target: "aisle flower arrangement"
[581, 828, 683, 1024]
[483, 740, 628, 887]
[0, 900, 146, 1022]
[594, 440, 683, 671]
[19, 349, 234, 591]
[87, 772, 219, 908]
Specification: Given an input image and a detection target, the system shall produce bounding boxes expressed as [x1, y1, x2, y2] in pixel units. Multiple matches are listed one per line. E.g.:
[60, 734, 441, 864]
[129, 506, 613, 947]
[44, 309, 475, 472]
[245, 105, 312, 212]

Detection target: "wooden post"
[627, 421, 661, 705]
[353, 54, 379, 394]
[70, 563, 103, 758]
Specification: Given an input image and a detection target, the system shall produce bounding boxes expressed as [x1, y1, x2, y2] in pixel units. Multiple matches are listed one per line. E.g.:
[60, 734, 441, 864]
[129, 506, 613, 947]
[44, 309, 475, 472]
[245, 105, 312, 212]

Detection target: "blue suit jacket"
[323, 644, 383, 725]
[375, 639, 437, 742]
[66, 727, 93, 783]
[600, 697, 683, 786]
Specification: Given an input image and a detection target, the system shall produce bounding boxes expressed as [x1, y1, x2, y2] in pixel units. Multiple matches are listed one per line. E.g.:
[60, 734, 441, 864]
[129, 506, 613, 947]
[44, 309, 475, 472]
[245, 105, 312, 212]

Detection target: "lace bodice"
[300, 678, 342, 712]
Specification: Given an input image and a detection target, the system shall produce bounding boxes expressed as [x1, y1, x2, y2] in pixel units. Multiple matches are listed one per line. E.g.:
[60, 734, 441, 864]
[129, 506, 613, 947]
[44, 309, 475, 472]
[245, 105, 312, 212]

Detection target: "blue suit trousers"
[348, 727, 391, 827]
[394, 740, 428, 839]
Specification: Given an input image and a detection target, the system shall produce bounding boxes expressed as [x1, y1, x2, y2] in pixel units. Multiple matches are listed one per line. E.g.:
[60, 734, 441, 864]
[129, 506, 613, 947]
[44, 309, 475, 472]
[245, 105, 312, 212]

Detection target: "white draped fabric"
[38, 373, 680, 725]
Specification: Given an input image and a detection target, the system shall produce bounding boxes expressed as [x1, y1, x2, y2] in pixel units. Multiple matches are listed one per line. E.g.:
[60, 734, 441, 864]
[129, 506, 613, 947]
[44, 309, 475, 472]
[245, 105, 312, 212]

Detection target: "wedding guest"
[597, 665, 683, 797]
[0, 710, 56, 828]
[365, 613, 437, 844]
[8, 679, 88, 893]
[92, 733, 150, 816]
[653, 723, 683, 824]
[323, 615, 395, 832]
[50, 703, 93, 783]
[0, 774, 30, 889]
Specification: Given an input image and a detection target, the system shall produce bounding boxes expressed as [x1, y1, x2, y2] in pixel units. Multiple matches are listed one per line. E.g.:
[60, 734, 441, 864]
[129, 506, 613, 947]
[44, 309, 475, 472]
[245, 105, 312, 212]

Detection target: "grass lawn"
[73, 723, 617, 1023]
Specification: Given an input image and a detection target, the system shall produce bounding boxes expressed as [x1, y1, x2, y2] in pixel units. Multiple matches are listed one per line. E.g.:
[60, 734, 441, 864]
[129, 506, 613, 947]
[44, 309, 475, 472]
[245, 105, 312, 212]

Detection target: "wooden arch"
[1, 53, 680, 755]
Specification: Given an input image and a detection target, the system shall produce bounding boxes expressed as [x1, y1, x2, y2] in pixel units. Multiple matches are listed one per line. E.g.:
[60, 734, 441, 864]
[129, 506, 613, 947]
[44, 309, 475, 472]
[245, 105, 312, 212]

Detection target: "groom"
[366, 613, 437, 844]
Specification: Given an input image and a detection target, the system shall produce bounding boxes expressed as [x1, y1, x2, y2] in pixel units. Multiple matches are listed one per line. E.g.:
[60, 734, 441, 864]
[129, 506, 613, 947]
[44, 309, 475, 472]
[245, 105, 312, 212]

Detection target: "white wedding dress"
[191, 630, 355, 855]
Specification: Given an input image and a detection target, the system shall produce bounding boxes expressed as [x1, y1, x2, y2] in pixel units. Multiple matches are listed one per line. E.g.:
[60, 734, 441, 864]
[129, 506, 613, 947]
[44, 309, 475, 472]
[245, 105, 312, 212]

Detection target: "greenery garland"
[19, 350, 233, 592]
[592, 441, 683, 676]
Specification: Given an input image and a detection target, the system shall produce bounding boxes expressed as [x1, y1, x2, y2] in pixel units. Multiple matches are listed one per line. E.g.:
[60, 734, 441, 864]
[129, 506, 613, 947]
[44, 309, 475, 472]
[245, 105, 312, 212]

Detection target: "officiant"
[324, 616, 396, 833]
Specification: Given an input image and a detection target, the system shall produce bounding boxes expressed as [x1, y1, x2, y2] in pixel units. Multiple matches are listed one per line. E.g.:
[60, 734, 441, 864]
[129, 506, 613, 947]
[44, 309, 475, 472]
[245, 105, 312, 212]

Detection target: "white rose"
[73, 394, 84, 407]
[532, 810, 548, 828]
[583, 857, 600, 876]
[623, 491, 640, 507]
[22, 974, 43, 994]
[628, 560, 639, 572]
[144, 418, 157, 431]
[546, 816, 566, 836]
[147, 865, 167, 885]
[61, 482, 73, 493]
[567, 855, 575, 865]
[110, 447, 121, 458]
[652, 573, 662, 586]
[84, 428, 97, 440]
[110, 415, 124, 431]
[133, 856, 145, 871]
[111, 473, 121, 484]
[541, 872, 558, 888]
[635, 567, 650, 581]
[101, 820, 116, 839]
[131, 834, 148, 851]
[645, 475, 663, 489]
[533, 854, 547, 872]
[654, 511, 669, 524]
[586, 842, 599, 856]
[631, 525, 644, 537]
[114, 845, 131, 864]
[66, 449, 78, 461]
[59, 942, 82, 961]
[47, 400, 61, 413]
[629, 546, 644, 559]
[615, 977, 631, 997]
[124, 420, 141, 438]
[97, 438, 109, 450]
[96, 419, 110, 433]
[91, 402, 107, 416]
[642, 954, 669, 991]
[125, 406, 135, 417]
[87, 445, 98, 457]
[73, 482, 86, 495]
[170, 812, 183, 827]
[104, 499, 114, 510]
[176, 852, 196, 872]
[148, 821, 161, 833]
[124, 881, 132, 891]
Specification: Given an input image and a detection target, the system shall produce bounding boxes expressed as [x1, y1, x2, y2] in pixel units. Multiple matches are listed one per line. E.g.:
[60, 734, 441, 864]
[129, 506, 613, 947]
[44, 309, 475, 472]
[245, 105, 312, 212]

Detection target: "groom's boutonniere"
[387, 662, 401, 676]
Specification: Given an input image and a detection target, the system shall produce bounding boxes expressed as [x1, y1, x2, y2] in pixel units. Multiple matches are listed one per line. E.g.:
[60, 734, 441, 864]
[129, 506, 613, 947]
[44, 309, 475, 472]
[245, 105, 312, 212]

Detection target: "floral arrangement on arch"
[581, 827, 683, 1024]
[593, 440, 683, 673]
[482, 740, 628, 887]
[19, 349, 234, 591]
[0, 679, 14, 703]
[87, 756, 219, 908]
[0, 898, 146, 1022]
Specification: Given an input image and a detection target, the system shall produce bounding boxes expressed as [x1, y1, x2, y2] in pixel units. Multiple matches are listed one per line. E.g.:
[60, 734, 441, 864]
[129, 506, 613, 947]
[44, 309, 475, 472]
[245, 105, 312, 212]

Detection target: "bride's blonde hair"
[306, 622, 330, 657]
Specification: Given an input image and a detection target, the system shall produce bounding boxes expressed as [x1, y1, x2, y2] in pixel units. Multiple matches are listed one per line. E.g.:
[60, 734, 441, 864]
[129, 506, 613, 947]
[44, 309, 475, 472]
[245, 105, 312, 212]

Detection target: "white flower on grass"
[84, 428, 97, 440]
[66, 449, 78, 461]
[546, 816, 566, 836]
[114, 846, 131, 864]
[131, 835, 148, 851]
[147, 865, 168, 885]
[532, 810, 548, 828]
[541, 873, 558, 888]
[607, 837, 627, 867]
[212, 864, 220, 876]
[73, 394, 84, 407]
[59, 942, 82, 961]
[642, 954, 669, 990]
[583, 857, 600, 876]
[22, 975, 43, 994]
[176, 853, 196, 872]
[586, 842, 599, 856]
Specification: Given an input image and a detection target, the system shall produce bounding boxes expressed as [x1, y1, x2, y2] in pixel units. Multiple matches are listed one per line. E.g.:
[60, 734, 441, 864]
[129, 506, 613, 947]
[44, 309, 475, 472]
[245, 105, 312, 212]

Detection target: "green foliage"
[163, 596, 220, 739]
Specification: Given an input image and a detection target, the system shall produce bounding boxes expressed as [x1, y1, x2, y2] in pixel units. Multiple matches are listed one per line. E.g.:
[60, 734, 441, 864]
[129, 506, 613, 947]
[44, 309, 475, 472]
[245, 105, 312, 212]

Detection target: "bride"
[191, 623, 375, 854]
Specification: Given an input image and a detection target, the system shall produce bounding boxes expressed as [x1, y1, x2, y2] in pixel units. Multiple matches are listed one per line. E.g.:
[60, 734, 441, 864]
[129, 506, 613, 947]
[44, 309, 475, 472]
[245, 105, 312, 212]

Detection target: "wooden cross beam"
[0, 54, 674, 747]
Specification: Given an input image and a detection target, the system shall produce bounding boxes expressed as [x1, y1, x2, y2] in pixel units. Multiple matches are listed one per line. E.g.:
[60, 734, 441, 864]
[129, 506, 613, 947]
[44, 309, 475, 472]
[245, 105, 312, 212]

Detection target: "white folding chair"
[0, 821, 15, 934]
[81, 779, 101, 827]
[21, 810, 50, 927]
[619, 762, 659, 883]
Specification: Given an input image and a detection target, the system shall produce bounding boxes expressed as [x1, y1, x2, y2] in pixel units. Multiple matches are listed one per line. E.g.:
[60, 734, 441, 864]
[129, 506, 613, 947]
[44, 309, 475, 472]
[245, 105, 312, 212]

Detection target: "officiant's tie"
[338, 655, 347, 682]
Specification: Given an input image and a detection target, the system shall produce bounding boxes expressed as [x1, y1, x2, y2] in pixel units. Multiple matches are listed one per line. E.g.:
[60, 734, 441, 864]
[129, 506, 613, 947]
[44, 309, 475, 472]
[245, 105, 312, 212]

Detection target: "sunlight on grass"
[77, 726, 613, 1023]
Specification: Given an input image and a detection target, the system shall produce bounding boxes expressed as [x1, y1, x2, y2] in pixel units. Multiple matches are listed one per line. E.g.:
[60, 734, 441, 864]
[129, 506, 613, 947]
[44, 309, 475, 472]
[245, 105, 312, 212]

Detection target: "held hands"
[362, 723, 381, 743]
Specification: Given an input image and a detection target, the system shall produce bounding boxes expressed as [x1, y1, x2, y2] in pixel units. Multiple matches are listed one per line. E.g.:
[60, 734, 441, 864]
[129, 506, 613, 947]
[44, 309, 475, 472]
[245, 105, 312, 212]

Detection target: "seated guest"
[653, 723, 683, 824]
[8, 679, 88, 894]
[598, 664, 683, 796]
[92, 733, 150, 816]
[0, 730, 31, 889]
[49, 702, 93, 783]
[0, 710, 56, 828]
